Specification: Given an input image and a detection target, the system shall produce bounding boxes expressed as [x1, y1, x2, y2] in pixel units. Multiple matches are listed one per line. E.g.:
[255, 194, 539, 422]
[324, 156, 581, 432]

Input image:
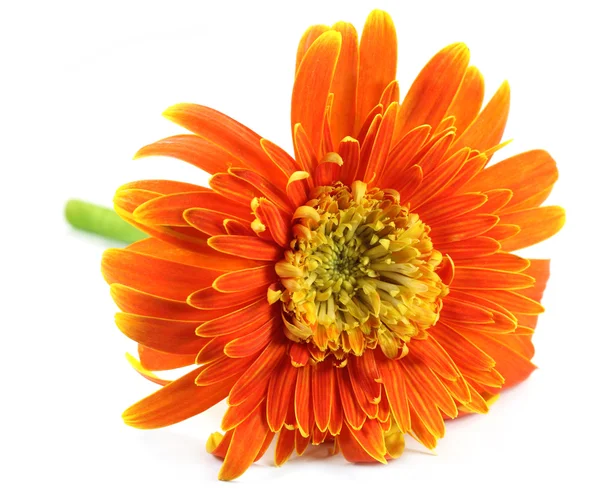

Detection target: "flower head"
[102, 9, 564, 480]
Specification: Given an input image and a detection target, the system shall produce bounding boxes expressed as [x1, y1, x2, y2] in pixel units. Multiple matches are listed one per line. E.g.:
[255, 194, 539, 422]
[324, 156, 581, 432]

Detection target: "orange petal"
[221, 390, 266, 432]
[395, 43, 470, 140]
[223, 218, 254, 237]
[347, 419, 387, 463]
[379, 125, 430, 187]
[504, 185, 553, 213]
[213, 265, 279, 293]
[479, 189, 513, 214]
[137, 345, 196, 371]
[134, 134, 247, 175]
[102, 249, 221, 301]
[195, 333, 239, 365]
[123, 366, 237, 429]
[402, 360, 458, 418]
[293, 122, 319, 177]
[260, 138, 301, 178]
[162, 104, 287, 188]
[411, 146, 470, 208]
[347, 350, 381, 413]
[458, 329, 537, 388]
[356, 113, 382, 180]
[312, 358, 334, 432]
[402, 361, 446, 438]
[126, 237, 254, 271]
[295, 24, 330, 72]
[462, 150, 558, 211]
[208, 235, 282, 261]
[115, 313, 204, 354]
[485, 223, 521, 242]
[125, 353, 172, 386]
[267, 361, 298, 432]
[430, 322, 495, 371]
[228, 340, 287, 406]
[224, 318, 277, 358]
[209, 173, 259, 206]
[455, 252, 530, 272]
[187, 285, 266, 310]
[338, 423, 382, 463]
[376, 353, 411, 433]
[184, 207, 250, 237]
[229, 167, 293, 214]
[292, 30, 342, 155]
[295, 430, 311, 455]
[286, 170, 310, 208]
[449, 81, 510, 157]
[440, 151, 489, 194]
[430, 215, 499, 243]
[254, 199, 291, 248]
[329, 21, 359, 145]
[356, 10, 397, 132]
[111, 283, 227, 321]
[441, 296, 494, 324]
[451, 266, 534, 290]
[469, 290, 544, 315]
[294, 364, 312, 437]
[338, 136, 361, 185]
[363, 102, 398, 184]
[379, 80, 399, 108]
[396, 164, 423, 201]
[329, 379, 345, 436]
[118, 179, 206, 194]
[446, 66, 485, 135]
[196, 299, 274, 337]
[274, 427, 296, 466]
[420, 192, 487, 224]
[337, 366, 366, 430]
[498, 206, 565, 252]
[134, 191, 251, 224]
[218, 406, 271, 481]
[408, 336, 460, 381]
[409, 408, 438, 450]
[438, 236, 500, 259]
[195, 354, 253, 386]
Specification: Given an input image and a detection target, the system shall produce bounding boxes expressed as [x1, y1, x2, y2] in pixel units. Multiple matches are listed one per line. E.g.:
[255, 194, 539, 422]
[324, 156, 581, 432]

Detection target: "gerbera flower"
[101, 9, 564, 480]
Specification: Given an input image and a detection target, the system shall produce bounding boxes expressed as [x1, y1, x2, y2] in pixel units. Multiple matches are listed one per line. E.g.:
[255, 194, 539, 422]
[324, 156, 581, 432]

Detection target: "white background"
[2, 0, 598, 500]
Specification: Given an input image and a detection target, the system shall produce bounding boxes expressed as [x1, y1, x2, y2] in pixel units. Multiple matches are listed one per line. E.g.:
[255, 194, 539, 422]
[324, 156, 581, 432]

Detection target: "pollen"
[275, 181, 449, 362]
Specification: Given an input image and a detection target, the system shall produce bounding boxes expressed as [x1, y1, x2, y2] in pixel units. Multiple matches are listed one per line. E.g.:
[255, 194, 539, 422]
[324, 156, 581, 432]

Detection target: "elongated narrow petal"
[111, 283, 228, 321]
[462, 150, 558, 210]
[163, 104, 287, 188]
[218, 406, 271, 481]
[394, 43, 470, 140]
[208, 235, 282, 261]
[449, 81, 511, 156]
[292, 30, 342, 155]
[329, 21, 359, 145]
[356, 10, 397, 132]
[498, 206, 566, 251]
[196, 300, 274, 337]
[213, 265, 279, 293]
[134, 134, 247, 175]
[102, 249, 221, 301]
[446, 66, 485, 135]
[123, 367, 237, 429]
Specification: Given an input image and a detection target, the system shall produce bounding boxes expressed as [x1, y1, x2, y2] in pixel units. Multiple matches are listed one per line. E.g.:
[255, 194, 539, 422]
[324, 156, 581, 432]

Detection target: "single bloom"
[102, 10, 565, 480]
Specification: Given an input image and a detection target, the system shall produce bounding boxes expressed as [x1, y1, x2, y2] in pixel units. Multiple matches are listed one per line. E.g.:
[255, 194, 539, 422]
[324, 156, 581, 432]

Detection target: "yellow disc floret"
[274, 181, 448, 362]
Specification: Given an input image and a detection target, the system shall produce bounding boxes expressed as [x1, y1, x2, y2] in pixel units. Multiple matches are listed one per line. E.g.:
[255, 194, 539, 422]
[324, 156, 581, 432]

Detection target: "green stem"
[65, 199, 147, 244]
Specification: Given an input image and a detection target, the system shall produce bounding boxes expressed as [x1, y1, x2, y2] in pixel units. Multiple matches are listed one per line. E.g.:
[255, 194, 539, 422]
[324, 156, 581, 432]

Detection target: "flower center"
[274, 181, 448, 363]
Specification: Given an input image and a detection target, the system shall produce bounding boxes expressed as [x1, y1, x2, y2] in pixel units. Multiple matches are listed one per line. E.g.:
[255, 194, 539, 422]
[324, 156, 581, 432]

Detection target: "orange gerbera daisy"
[102, 9, 564, 480]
